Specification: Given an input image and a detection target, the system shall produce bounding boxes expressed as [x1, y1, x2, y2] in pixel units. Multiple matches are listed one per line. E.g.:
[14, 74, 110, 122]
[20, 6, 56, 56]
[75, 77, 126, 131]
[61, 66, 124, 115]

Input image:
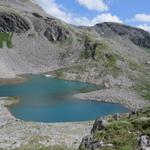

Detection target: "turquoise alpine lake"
[0, 75, 129, 123]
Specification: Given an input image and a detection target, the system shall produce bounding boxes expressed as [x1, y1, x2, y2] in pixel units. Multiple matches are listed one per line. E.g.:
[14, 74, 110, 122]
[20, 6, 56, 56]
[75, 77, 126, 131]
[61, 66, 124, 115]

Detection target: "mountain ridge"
[0, 0, 149, 104]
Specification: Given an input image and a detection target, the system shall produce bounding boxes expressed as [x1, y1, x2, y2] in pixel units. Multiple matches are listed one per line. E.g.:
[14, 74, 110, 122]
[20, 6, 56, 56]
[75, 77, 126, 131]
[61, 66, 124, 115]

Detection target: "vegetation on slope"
[0, 32, 13, 48]
[133, 74, 150, 100]
[52, 34, 150, 100]
[14, 136, 74, 150]
[127, 58, 150, 100]
[80, 107, 150, 150]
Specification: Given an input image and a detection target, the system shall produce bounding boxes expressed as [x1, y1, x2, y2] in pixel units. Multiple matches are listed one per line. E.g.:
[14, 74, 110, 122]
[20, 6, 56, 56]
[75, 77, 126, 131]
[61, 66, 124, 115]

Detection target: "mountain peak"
[94, 22, 150, 48]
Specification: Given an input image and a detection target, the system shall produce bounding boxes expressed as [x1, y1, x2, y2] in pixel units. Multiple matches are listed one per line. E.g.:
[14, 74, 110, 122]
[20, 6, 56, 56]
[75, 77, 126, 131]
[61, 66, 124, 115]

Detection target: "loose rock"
[139, 135, 150, 150]
[91, 118, 109, 134]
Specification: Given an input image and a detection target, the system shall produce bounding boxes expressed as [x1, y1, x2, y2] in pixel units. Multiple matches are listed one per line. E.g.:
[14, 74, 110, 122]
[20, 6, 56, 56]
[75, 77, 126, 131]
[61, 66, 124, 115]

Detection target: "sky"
[35, 0, 150, 32]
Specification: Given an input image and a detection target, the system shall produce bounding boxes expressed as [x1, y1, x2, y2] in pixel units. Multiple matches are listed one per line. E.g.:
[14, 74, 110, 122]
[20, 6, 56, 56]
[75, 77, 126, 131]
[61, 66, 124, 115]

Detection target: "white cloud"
[134, 14, 150, 22]
[35, 0, 72, 23]
[76, 0, 108, 11]
[138, 24, 150, 32]
[74, 13, 123, 26]
[36, 0, 122, 26]
[91, 13, 123, 24]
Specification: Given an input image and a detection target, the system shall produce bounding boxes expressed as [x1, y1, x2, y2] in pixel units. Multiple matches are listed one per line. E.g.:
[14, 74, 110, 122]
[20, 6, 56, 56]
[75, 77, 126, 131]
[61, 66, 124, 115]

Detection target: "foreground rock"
[91, 118, 108, 134]
[80, 136, 113, 150]
[139, 135, 150, 150]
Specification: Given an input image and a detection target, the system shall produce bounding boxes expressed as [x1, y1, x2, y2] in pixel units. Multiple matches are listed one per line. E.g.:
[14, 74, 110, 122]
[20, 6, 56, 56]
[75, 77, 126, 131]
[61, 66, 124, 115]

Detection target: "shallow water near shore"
[0, 75, 129, 123]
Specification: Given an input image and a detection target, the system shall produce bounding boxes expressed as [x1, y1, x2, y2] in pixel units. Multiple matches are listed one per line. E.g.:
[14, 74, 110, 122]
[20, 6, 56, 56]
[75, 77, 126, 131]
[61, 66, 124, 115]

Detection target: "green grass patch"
[0, 32, 13, 48]
[127, 58, 150, 100]
[128, 60, 142, 71]
[133, 75, 150, 100]
[89, 107, 150, 150]
[143, 47, 150, 53]
[14, 136, 74, 150]
[53, 65, 86, 78]
[80, 37, 122, 78]
[93, 121, 137, 150]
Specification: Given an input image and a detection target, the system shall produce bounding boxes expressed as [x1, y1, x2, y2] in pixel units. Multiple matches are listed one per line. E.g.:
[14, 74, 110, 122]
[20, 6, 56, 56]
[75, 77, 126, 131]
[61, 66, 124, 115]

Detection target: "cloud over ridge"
[36, 0, 122, 26]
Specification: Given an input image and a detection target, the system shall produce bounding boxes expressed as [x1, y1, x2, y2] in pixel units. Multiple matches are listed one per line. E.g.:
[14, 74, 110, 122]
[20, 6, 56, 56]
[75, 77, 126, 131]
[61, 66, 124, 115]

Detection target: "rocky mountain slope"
[0, 0, 149, 104]
[0, 1, 150, 150]
[0, 0, 149, 106]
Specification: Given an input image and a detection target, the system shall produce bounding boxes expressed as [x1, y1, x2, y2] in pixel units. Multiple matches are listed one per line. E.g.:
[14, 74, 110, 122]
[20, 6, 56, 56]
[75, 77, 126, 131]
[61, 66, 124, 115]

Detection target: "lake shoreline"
[0, 74, 149, 149]
[0, 97, 93, 149]
[73, 88, 148, 111]
[0, 74, 148, 111]
[0, 96, 147, 149]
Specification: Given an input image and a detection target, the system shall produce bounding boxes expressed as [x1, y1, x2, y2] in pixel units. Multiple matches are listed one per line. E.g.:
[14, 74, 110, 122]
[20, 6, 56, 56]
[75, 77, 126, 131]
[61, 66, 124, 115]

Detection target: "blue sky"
[36, 0, 150, 32]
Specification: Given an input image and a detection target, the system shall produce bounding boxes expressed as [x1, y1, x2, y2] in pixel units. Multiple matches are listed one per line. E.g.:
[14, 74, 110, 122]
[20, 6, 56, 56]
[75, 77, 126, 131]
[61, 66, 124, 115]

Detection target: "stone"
[145, 61, 150, 65]
[139, 135, 150, 150]
[32, 12, 43, 18]
[113, 113, 120, 120]
[79, 136, 92, 149]
[91, 118, 109, 134]
[104, 82, 110, 88]
[79, 136, 113, 150]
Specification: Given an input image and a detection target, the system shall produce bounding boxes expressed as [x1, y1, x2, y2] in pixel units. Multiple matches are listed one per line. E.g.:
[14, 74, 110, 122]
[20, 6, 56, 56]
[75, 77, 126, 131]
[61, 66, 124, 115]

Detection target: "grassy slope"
[15, 143, 74, 150]
[80, 107, 150, 150]
[52, 35, 150, 101]
[52, 37, 123, 79]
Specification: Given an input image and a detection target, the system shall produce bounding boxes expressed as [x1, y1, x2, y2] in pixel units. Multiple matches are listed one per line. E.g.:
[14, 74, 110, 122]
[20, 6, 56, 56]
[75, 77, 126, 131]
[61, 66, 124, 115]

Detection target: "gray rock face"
[0, 12, 30, 33]
[79, 136, 113, 150]
[80, 119, 110, 149]
[139, 135, 150, 150]
[0, 0, 149, 86]
[79, 136, 93, 149]
[44, 18, 70, 42]
[94, 22, 150, 48]
[91, 118, 109, 134]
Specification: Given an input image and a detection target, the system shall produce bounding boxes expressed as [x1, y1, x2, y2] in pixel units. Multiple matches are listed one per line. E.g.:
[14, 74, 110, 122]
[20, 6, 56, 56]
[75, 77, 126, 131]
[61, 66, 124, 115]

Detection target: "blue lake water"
[0, 75, 129, 123]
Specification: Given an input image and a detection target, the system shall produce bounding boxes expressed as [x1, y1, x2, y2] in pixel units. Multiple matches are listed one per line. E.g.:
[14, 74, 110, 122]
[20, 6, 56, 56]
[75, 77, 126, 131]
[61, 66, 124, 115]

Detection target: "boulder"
[91, 118, 109, 134]
[113, 113, 120, 120]
[79, 136, 113, 150]
[139, 135, 150, 150]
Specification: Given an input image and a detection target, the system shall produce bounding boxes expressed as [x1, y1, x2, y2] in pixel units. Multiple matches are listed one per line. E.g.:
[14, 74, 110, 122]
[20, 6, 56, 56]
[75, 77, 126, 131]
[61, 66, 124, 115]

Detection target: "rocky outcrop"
[79, 136, 113, 150]
[32, 12, 43, 18]
[91, 118, 108, 134]
[44, 18, 70, 42]
[139, 135, 150, 150]
[79, 119, 111, 150]
[94, 22, 150, 48]
[0, 12, 30, 33]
